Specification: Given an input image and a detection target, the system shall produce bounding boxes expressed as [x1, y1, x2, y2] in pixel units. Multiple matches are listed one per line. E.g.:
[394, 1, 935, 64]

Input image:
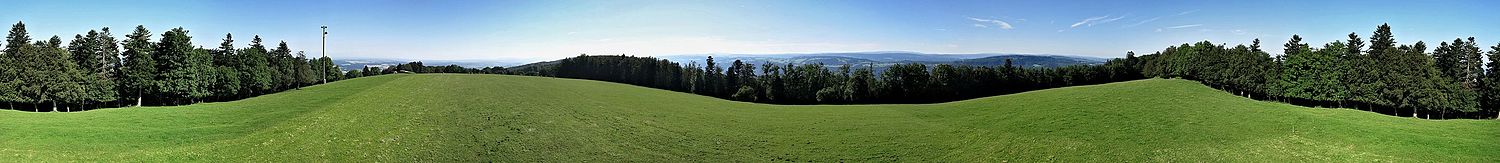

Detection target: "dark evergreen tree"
[1346, 32, 1365, 56]
[1369, 23, 1395, 57]
[239, 35, 273, 95]
[1, 21, 34, 109]
[211, 33, 241, 99]
[120, 25, 156, 106]
[271, 41, 296, 90]
[1483, 43, 1500, 119]
[295, 51, 315, 88]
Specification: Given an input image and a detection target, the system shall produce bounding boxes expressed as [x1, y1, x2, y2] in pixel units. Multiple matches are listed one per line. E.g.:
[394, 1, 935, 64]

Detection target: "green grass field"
[0, 74, 1494, 161]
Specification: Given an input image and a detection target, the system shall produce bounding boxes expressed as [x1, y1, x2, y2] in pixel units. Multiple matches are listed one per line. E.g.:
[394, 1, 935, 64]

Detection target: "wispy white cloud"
[967, 17, 1014, 30]
[1155, 24, 1203, 32]
[1070, 15, 1127, 28]
[1124, 16, 1161, 28]
[1165, 24, 1202, 29]
[1098, 15, 1126, 24]
[1070, 16, 1108, 28]
[973, 24, 989, 28]
[1177, 9, 1200, 16]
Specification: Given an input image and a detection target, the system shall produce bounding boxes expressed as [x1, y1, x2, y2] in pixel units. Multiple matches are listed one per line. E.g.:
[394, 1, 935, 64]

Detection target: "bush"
[732, 86, 758, 102]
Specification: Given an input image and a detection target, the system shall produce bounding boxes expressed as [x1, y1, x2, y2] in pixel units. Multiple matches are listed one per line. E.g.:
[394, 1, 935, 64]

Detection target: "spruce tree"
[1483, 43, 1500, 119]
[120, 25, 156, 106]
[1369, 24, 1395, 57]
[1346, 32, 1365, 56]
[1284, 35, 1306, 56]
[1, 22, 34, 108]
[295, 51, 314, 88]
[240, 35, 273, 95]
[1434, 39, 1463, 83]
[212, 33, 241, 98]
[272, 41, 295, 90]
[91, 27, 120, 107]
[1460, 37, 1483, 88]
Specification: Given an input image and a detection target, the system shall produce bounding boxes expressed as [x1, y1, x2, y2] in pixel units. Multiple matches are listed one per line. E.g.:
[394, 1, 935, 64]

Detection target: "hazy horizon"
[5, 0, 1497, 63]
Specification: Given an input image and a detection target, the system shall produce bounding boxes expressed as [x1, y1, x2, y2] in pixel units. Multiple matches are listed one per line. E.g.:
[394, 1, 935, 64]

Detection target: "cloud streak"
[1177, 9, 1200, 16]
[1070, 15, 1127, 28]
[1165, 24, 1202, 29]
[1124, 16, 1161, 28]
[967, 17, 1014, 30]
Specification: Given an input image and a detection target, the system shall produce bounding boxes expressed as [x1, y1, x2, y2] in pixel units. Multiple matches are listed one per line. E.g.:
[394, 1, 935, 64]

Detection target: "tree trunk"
[51, 101, 57, 112]
[136, 92, 143, 107]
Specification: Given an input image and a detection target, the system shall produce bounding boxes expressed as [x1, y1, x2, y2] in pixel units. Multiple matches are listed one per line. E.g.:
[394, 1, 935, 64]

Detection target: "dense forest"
[507, 24, 1497, 119]
[0, 21, 353, 112]
[1141, 24, 1499, 119]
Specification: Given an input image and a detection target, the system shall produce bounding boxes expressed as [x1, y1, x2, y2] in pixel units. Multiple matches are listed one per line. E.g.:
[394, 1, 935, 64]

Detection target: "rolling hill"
[0, 74, 1494, 161]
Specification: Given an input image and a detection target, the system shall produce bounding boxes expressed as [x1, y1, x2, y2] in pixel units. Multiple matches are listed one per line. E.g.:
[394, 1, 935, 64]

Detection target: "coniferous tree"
[1482, 43, 1500, 119]
[1346, 32, 1365, 56]
[1434, 38, 1465, 85]
[2, 22, 35, 109]
[272, 41, 295, 90]
[91, 27, 121, 107]
[239, 35, 273, 95]
[726, 59, 742, 92]
[211, 33, 241, 99]
[1284, 35, 1307, 56]
[65, 29, 120, 110]
[1369, 23, 1395, 57]
[120, 25, 156, 106]
[1459, 37, 1483, 88]
[702, 56, 721, 97]
[294, 51, 314, 88]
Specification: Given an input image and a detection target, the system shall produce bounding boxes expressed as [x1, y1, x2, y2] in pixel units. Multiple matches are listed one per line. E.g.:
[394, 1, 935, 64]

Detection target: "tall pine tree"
[120, 25, 156, 106]
[1, 21, 33, 109]
[1483, 43, 1500, 119]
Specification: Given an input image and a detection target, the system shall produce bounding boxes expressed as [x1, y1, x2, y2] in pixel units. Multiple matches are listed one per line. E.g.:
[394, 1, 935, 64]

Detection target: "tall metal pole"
[321, 25, 328, 84]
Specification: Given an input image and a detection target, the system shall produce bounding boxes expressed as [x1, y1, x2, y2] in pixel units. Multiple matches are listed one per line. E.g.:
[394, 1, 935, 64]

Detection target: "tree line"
[1139, 24, 1499, 119]
[380, 61, 509, 75]
[520, 54, 1142, 104]
[0, 21, 354, 112]
[508, 24, 1497, 119]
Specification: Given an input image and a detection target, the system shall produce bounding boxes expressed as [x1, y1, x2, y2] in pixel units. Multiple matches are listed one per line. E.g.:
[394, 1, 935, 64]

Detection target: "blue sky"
[3, 0, 1497, 62]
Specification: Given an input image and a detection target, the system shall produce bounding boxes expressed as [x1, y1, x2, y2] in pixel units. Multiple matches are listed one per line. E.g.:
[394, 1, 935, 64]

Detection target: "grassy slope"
[0, 74, 1494, 162]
